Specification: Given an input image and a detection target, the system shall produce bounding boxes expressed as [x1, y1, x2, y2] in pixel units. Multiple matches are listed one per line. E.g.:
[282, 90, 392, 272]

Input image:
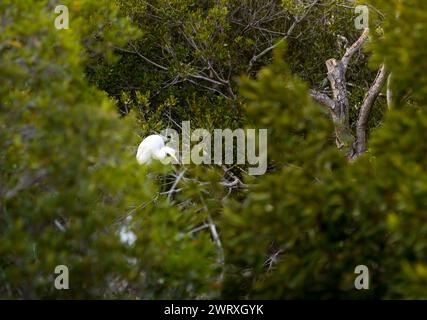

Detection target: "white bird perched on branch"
[136, 134, 178, 164]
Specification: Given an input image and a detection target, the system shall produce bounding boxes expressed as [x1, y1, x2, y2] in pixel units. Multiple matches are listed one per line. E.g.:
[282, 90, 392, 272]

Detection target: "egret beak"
[170, 153, 179, 163]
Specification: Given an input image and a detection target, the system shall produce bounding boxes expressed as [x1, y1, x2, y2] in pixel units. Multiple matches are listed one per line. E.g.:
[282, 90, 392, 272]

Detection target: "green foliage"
[0, 0, 217, 299]
[88, 0, 379, 129]
[368, 0, 427, 106]
[220, 1, 427, 299]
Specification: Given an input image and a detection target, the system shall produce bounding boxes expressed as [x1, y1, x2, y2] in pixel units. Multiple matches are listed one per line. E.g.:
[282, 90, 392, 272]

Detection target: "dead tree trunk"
[325, 58, 352, 150]
[310, 28, 388, 159]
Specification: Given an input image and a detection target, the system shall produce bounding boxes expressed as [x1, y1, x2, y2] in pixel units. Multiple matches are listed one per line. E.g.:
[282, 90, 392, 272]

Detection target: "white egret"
[136, 134, 178, 164]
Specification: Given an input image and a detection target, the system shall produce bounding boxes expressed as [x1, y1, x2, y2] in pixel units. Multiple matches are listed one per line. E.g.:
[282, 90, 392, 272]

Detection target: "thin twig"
[167, 169, 186, 201]
[247, 0, 319, 71]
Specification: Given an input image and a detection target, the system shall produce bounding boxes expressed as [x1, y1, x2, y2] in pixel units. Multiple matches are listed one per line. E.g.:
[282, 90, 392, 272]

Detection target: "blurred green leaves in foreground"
[0, 0, 217, 299]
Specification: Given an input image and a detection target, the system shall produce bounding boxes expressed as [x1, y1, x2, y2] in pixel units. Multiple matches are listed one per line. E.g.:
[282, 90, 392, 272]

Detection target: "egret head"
[161, 146, 178, 163]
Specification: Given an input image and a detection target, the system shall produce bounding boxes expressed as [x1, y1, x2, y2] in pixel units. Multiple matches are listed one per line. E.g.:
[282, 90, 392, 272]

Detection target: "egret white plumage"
[136, 134, 178, 164]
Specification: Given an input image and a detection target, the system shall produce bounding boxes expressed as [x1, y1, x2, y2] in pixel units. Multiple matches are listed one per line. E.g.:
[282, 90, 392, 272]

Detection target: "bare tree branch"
[167, 169, 186, 201]
[353, 64, 388, 157]
[189, 73, 224, 86]
[207, 215, 225, 268]
[4, 169, 47, 200]
[325, 57, 352, 149]
[342, 28, 369, 70]
[310, 28, 370, 152]
[129, 42, 169, 71]
[310, 89, 335, 110]
[247, 0, 320, 71]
